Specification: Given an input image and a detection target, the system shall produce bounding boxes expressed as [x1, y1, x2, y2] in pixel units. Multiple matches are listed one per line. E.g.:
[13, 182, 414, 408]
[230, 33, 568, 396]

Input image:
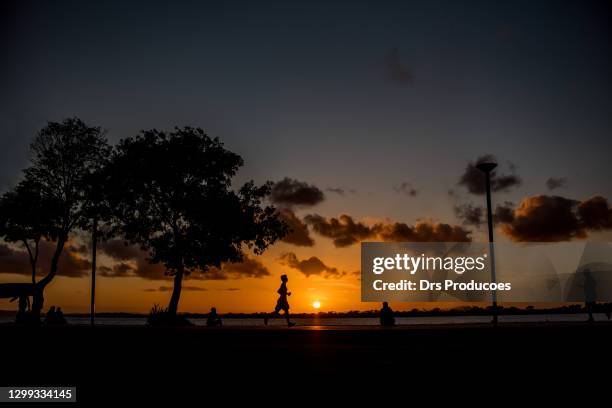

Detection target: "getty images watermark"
[361, 242, 612, 303]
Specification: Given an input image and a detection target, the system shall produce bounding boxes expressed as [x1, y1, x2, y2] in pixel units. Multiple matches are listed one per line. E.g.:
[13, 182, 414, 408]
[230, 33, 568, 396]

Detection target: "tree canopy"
[106, 127, 287, 315]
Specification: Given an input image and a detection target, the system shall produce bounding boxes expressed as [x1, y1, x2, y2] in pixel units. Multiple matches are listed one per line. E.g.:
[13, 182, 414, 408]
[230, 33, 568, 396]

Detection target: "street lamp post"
[476, 162, 498, 327]
[90, 216, 98, 327]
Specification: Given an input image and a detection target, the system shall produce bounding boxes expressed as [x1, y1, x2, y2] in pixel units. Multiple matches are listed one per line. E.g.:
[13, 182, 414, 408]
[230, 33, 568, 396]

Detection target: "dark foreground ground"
[1, 322, 611, 404]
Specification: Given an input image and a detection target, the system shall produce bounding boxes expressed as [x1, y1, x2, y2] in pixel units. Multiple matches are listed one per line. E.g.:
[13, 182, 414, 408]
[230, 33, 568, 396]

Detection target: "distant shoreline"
[2, 303, 609, 319]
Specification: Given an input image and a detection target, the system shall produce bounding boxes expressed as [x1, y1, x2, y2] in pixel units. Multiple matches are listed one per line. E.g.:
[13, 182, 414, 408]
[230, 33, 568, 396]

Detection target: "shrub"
[146, 304, 193, 327]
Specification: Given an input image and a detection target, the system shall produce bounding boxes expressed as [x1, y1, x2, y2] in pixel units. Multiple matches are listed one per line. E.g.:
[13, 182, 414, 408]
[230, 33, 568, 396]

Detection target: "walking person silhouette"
[264, 274, 295, 327]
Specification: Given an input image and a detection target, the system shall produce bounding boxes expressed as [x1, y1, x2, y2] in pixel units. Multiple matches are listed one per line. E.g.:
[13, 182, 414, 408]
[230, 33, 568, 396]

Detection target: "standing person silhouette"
[582, 269, 597, 323]
[264, 274, 295, 327]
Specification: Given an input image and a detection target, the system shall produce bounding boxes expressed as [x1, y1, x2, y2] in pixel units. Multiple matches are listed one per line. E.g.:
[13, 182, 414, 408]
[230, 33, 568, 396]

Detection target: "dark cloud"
[205, 256, 270, 280]
[305, 214, 472, 246]
[0, 243, 30, 276]
[0, 240, 91, 278]
[494, 201, 515, 224]
[374, 221, 472, 242]
[385, 48, 413, 84]
[454, 203, 484, 227]
[499, 196, 583, 241]
[454, 195, 612, 242]
[144, 285, 206, 292]
[98, 240, 141, 261]
[279, 252, 345, 278]
[497, 195, 612, 242]
[278, 208, 315, 247]
[304, 214, 374, 247]
[98, 240, 270, 280]
[270, 177, 324, 207]
[458, 155, 521, 195]
[577, 196, 612, 230]
[455, 201, 515, 227]
[546, 177, 567, 191]
[98, 240, 167, 280]
[394, 182, 418, 197]
[99, 262, 133, 278]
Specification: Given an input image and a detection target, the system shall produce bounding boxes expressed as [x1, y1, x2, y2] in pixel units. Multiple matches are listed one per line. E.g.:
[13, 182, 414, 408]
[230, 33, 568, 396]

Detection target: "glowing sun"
[312, 300, 321, 309]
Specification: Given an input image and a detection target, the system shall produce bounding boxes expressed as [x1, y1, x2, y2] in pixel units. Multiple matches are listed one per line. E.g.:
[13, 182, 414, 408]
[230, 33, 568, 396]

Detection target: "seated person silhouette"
[206, 307, 223, 327]
[44, 306, 67, 325]
[380, 302, 395, 327]
[55, 307, 67, 325]
[43, 306, 57, 325]
[264, 274, 295, 327]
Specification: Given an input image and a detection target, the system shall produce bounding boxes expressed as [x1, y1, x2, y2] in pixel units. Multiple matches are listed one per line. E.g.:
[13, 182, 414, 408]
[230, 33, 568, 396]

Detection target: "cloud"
[270, 178, 324, 207]
[99, 262, 133, 277]
[458, 155, 521, 195]
[577, 196, 612, 230]
[385, 48, 413, 84]
[278, 208, 315, 247]
[454, 195, 612, 242]
[304, 213, 472, 247]
[326, 187, 345, 195]
[494, 201, 515, 224]
[98, 240, 141, 260]
[205, 256, 271, 280]
[498, 196, 582, 241]
[374, 221, 472, 242]
[497, 195, 612, 241]
[279, 252, 345, 278]
[454, 203, 485, 227]
[98, 240, 166, 279]
[98, 240, 270, 280]
[304, 214, 374, 247]
[455, 200, 517, 228]
[546, 177, 567, 191]
[394, 182, 418, 197]
[144, 285, 207, 292]
[0, 240, 91, 278]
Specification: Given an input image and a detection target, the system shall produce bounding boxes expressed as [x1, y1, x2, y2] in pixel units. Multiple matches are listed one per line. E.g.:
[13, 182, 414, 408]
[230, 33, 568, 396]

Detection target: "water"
[0, 313, 608, 326]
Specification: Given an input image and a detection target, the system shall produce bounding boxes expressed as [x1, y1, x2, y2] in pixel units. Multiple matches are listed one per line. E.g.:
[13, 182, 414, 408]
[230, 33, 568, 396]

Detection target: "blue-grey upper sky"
[1, 0, 611, 227]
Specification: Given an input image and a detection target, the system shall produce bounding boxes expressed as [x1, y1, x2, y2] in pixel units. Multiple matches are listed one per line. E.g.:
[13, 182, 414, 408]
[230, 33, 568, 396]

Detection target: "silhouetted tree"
[0, 179, 61, 284]
[106, 127, 287, 317]
[22, 117, 110, 321]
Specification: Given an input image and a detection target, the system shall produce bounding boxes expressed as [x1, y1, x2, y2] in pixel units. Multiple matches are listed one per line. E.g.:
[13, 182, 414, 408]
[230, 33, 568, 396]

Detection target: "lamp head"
[476, 162, 498, 174]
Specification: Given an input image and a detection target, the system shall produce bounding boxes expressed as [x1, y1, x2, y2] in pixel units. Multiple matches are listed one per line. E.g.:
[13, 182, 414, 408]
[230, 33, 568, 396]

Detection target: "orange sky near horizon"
[0, 240, 367, 314]
[3, 225, 611, 314]
[0, 217, 487, 314]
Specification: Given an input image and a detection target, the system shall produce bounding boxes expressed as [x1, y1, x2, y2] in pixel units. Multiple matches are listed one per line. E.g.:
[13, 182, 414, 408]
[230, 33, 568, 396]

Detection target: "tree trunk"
[31, 287, 44, 324]
[32, 236, 66, 321]
[167, 264, 184, 316]
[23, 241, 36, 285]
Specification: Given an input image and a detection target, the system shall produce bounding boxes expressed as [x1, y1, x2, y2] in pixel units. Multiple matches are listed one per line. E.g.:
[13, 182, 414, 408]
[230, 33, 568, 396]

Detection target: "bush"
[146, 304, 193, 327]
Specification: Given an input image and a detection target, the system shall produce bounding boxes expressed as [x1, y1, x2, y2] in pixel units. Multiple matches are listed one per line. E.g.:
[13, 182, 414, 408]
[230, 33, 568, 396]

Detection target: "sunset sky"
[1, 0, 611, 313]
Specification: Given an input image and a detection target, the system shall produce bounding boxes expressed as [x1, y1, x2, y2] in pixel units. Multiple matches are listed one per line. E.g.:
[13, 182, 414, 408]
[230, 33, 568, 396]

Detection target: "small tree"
[23, 118, 110, 320]
[107, 127, 287, 317]
[0, 179, 61, 285]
